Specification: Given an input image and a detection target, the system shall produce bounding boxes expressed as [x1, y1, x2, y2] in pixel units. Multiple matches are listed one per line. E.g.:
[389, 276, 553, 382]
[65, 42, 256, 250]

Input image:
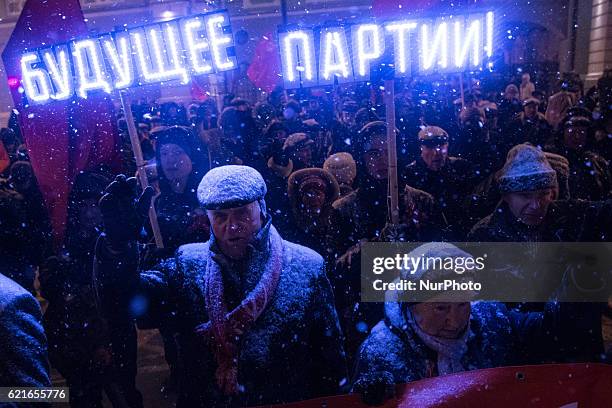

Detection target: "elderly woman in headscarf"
[352, 242, 604, 405]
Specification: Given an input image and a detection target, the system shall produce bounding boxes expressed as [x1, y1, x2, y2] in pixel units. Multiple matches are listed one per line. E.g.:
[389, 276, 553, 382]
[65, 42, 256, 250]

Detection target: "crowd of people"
[0, 67, 611, 407]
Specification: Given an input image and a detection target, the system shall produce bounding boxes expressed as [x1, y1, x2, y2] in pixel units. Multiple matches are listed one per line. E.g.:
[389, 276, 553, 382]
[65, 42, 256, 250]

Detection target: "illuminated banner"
[279, 11, 494, 88]
[19, 10, 236, 104]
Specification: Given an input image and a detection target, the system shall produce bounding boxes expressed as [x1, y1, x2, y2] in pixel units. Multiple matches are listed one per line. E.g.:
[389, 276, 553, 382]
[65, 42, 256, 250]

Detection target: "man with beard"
[94, 166, 346, 407]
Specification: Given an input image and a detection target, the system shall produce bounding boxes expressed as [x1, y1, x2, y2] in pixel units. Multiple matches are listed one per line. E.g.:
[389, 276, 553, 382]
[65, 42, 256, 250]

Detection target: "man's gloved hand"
[99, 175, 154, 249]
[352, 371, 396, 406]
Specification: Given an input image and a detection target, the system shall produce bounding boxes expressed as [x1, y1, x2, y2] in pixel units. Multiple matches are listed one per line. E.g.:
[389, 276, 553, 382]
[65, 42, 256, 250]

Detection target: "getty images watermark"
[371, 252, 486, 292]
[360, 242, 612, 303]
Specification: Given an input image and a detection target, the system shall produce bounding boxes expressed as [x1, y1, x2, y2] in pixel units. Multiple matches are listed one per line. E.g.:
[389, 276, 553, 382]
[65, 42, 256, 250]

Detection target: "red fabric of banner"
[247, 33, 282, 93]
[2, 0, 121, 246]
[262, 364, 612, 407]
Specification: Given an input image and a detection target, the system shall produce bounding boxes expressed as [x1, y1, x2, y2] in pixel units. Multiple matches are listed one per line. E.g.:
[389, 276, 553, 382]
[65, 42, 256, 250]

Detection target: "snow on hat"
[497, 144, 557, 194]
[418, 126, 449, 146]
[323, 152, 357, 186]
[197, 165, 267, 210]
[287, 168, 340, 203]
[283, 133, 314, 153]
[384, 243, 479, 307]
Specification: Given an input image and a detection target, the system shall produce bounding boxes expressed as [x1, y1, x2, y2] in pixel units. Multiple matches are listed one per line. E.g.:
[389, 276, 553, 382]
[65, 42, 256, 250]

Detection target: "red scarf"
[195, 226, 283, 395]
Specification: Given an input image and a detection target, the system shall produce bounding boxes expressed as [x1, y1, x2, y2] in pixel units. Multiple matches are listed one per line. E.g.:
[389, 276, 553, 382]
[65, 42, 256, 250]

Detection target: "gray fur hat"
[197, 165, 267, 210]
[497, 144, 558, 194]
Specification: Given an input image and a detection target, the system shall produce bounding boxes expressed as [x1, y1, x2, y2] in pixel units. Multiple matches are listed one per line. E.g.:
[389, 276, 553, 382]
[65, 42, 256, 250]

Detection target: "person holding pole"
[93, 165, 347, 407]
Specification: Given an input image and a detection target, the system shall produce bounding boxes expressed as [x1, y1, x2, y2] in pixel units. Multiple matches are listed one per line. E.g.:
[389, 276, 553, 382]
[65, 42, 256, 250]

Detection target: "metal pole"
[384, 79, 399, 225]
[459, 73, 465, 109]
[280, 0, 288, 25]
[119, 90, 164, 249]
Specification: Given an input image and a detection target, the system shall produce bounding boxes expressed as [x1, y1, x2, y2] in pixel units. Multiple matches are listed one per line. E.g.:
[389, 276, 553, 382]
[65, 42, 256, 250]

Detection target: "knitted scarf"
[195, 225, 283, 395]
[406, 307, 471, 376]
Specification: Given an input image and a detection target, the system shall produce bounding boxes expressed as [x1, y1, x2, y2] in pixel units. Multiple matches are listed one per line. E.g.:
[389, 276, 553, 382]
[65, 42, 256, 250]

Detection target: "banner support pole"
[459, 73, 466, 109]
[119, 89, 164, 249]
[384, 79, 399, 225]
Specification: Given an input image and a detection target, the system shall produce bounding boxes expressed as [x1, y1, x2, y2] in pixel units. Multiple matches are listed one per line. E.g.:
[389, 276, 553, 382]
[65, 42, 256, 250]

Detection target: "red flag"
[191, 75, 211, 102]
[2, 0, 122, 247]
[247, 33, 281, 93]
[263, 363, 612, 407]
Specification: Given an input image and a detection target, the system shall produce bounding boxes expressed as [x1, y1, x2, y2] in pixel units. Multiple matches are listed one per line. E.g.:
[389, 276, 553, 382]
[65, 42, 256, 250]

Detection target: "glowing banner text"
[19, 10, 236, 104]
[279, 11, 494, 88]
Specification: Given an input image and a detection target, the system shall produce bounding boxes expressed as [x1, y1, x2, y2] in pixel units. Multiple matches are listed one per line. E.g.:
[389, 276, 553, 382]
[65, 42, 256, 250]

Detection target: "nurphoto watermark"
[361, 242, 612, 303]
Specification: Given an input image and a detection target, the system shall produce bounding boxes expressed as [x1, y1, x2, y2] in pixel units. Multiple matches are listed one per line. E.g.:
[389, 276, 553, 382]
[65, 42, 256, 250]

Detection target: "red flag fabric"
[191, 76, 211, 102]
[2, 0, 122, 247]
[263, 364, 612, 407]
[247, 33, 282, 93]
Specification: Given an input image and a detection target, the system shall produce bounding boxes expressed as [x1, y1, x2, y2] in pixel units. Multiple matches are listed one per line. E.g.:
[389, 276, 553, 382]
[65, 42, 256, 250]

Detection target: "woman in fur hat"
[277, 168, 340, 261]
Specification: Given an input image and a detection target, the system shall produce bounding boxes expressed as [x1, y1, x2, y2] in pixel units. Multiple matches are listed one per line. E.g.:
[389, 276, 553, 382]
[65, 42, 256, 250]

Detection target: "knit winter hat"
[323, 152, 357, 186]
[497, 144, 558, 194]
[384, 242, 479, 305]
[197, 165, 267, 210]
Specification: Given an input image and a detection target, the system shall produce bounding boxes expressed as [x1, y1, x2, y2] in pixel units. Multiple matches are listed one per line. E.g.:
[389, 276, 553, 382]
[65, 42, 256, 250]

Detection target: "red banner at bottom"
[264, 364, 612, 407]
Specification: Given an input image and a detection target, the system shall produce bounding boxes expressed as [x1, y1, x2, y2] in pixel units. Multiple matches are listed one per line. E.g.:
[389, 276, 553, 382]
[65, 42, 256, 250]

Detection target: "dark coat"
[505, 112, 552, 148]
[353, 301, 603, 387]
[274, 210, 341, 263]
[545, 146, 611, 201]
[0, 273, 51, 391]
[331, 176, 388, 255]
[330, 224, 447, 371]
[94, 222, 347, 407]
[468, 199, 612, 242]
[402, 157, 479, 237]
